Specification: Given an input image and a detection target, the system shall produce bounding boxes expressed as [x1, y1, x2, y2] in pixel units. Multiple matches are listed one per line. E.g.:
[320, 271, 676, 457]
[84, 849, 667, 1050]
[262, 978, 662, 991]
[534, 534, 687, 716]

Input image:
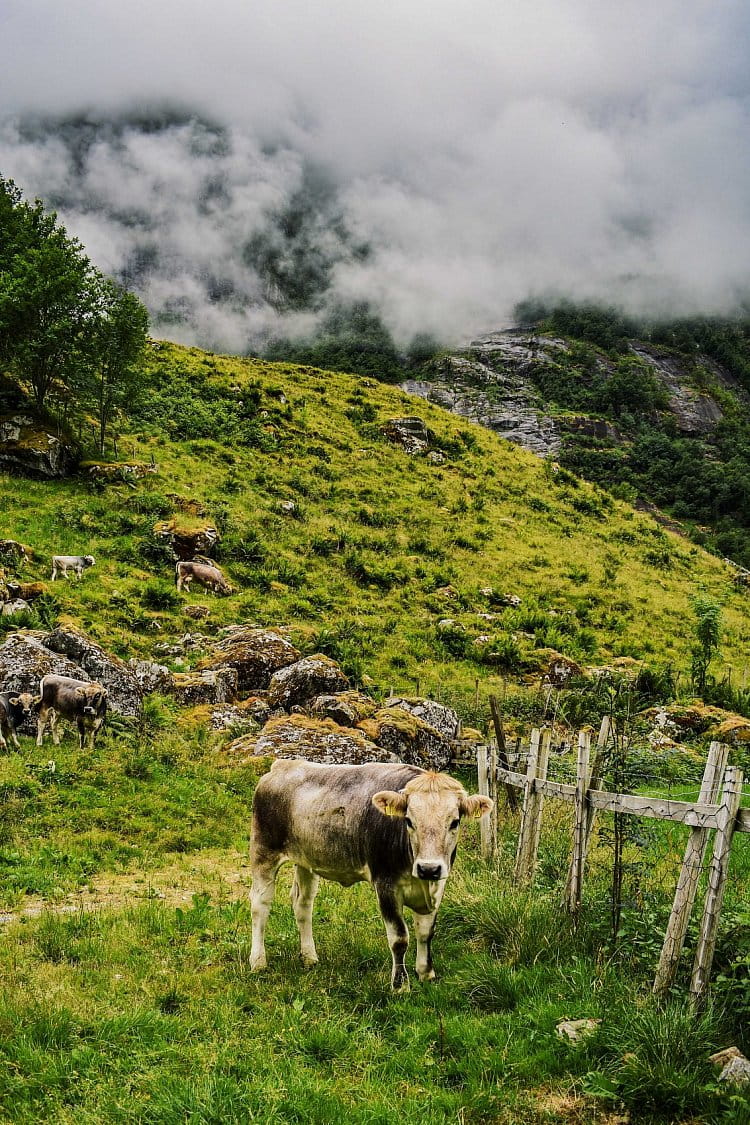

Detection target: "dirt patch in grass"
[0, 847, 250, 925]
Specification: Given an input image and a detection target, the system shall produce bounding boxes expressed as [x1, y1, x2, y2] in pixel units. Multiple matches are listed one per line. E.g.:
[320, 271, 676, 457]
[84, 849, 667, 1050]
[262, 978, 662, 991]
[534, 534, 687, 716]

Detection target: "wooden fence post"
[514, 729, 551, 884]
[489, 739, 498, 858]
[488, 693, 519, 812]
[653, 742, 729, 995]
[690, 764, 744, 1001]
[477, 746, 492, 860]
[563, 715, 610, 905]
[565, 729, 592, 915]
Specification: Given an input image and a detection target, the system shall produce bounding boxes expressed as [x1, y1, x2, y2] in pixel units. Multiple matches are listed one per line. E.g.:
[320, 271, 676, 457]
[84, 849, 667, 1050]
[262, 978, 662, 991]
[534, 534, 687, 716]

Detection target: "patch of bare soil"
[0, 848, 251, 925]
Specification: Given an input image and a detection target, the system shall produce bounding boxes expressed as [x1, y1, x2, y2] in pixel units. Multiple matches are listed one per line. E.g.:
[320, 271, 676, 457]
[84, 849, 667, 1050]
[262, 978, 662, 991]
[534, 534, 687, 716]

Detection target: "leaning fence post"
[690, 764, 744, 1002]
[653, 742, 729, 995]
[488, 693, 519, 812]
[563, 715, 610, 906]
[565, 729, 592, 915]
[477, 746, 492, 860]
[514, 729, 550, 884]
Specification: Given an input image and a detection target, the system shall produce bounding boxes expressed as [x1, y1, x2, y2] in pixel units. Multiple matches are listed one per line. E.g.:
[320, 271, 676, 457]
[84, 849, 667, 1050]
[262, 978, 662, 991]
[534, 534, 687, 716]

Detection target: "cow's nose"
[416, 862, 443, 881]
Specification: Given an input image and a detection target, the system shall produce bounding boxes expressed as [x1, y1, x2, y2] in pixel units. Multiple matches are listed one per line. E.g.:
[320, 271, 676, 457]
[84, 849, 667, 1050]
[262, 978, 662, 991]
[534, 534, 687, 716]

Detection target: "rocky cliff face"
[402, 329, 741, 458]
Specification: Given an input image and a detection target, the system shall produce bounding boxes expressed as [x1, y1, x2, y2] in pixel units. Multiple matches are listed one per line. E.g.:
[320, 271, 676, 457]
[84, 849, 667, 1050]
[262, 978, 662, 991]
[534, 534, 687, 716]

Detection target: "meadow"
[1, 344, 750, 1121]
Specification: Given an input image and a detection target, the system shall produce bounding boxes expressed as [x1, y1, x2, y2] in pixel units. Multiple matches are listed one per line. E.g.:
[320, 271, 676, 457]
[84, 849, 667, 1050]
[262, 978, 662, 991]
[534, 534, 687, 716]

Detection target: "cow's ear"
[372, 790, 408, 817]
[460, 794, 494, 819]
[74, 687, 86, 698]
[9, 695, 21, 705]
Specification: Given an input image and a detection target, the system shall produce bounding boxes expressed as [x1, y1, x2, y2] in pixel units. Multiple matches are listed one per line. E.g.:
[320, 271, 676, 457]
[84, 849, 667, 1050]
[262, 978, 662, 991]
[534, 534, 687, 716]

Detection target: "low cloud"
[1, 0, 749, 350]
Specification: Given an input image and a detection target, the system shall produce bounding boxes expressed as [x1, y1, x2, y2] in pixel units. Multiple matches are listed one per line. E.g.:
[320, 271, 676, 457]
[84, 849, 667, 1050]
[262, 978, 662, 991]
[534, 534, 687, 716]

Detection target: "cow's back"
[253, 760, 420, 881]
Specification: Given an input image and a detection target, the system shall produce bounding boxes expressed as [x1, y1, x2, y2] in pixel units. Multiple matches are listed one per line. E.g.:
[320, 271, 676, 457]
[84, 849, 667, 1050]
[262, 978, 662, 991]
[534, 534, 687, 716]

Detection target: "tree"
[88, 280, 149, 454]
[690, 595, 723, 696]
[0, 177, 102, 411]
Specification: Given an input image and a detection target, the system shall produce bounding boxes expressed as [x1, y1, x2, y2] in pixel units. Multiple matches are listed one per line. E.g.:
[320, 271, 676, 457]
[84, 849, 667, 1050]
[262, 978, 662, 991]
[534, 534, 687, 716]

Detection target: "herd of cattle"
[1, 547, 492, 988]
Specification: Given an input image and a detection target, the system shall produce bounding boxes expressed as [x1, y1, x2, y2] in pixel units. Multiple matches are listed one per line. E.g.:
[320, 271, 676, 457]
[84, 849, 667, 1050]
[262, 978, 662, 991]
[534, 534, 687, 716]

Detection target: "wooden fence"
[471, 718, 748, 1001]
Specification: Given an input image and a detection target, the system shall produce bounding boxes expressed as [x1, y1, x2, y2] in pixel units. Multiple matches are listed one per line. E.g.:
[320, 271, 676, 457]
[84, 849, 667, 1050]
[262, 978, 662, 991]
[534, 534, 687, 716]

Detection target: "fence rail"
[471, 724, 747, 1002]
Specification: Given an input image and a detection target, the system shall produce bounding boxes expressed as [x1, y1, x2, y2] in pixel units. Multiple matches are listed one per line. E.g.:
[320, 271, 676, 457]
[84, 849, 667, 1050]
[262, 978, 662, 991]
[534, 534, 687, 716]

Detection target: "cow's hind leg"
[376, 883, 409, 992]
[291, 865, 320, 969]
[414, 911, 438, 982]
[250, 855, 283, 971]
[36, 706, 50, 747]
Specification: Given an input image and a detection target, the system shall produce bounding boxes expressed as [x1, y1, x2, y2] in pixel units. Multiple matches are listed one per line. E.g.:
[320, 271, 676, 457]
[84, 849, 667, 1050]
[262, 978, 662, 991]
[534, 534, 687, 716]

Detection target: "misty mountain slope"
[406, 318, 750, 566]
[1, 340, 748, 698]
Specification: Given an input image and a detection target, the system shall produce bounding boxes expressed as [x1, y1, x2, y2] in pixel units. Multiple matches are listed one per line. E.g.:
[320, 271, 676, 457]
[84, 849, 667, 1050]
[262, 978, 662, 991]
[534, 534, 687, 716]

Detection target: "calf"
[36, 675, 107, 750]
[250, 760, 492, 990]
[0, 691, 35, 750]
[51, 554, 95, 581]
[175, 560, 232, 595]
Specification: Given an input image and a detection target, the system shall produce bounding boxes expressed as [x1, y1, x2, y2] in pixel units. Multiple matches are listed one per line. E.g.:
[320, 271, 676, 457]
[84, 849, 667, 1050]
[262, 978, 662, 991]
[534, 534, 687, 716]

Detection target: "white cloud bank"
[1, 0, 749, 349]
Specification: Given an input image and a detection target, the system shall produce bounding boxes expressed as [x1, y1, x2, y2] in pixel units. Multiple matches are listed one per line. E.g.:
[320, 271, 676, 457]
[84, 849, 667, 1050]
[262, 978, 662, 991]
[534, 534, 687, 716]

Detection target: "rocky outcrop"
[308, 691, 377, 727]
[43, 627, 143, 717]
[0, 414, 77, 478]
[232, 714, 396, 765]
[267, 654, 349, 710]
[1, 599, 30, 617]
[629, 345, 724, 436]
[169, 668, 237, 705]
[83, 461, 157, 481]
[153, 519, 219, 561]
[381, 697, 461, 741]
[128, 659, 173, 696]
[199, 627, 301, 693]
[0, 540, 31, 566]
[381, 417, 432, 455]
[357, 706, 454, 771]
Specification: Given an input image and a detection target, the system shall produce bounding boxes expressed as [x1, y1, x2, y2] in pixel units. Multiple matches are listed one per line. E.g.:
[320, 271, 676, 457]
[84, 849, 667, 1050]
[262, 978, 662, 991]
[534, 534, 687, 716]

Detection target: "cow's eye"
[404, 816, 414, 830]
[449, 818, 460, 830]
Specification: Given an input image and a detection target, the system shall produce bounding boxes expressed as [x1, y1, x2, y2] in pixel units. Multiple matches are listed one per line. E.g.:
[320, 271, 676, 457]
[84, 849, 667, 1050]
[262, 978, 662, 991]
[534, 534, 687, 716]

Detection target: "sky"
[1, 0, 749, 350]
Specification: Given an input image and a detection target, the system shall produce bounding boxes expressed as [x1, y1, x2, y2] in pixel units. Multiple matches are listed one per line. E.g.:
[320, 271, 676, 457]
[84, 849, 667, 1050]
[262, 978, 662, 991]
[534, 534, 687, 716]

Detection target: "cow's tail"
[174, 561, 181, 588]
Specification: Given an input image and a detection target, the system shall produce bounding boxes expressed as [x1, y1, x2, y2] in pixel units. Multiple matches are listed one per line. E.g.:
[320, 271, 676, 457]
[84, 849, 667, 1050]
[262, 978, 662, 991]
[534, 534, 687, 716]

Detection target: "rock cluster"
[0, 414, 77, 478]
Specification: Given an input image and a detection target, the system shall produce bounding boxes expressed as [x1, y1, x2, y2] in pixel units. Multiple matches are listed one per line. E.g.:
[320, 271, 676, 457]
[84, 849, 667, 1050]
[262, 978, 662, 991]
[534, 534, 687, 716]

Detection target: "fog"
[1, 0, 749, 349]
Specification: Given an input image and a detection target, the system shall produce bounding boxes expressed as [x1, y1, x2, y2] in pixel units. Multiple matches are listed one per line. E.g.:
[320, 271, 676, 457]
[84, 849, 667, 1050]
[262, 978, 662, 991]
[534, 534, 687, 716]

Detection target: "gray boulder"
[169, 667, 238, 705]
[381, 416, 432, 455]
[43, 627, 143, 718]
[199, 626, 301, 693]
[382, 697, 461, 741]
[268, 654, 349, 710]
[0, 414, 77, 478]
[232, 714, 397, 765]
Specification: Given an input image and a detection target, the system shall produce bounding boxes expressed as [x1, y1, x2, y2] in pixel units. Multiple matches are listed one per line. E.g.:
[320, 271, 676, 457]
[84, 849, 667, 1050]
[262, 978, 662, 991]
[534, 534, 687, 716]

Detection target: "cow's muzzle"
[415, 862, 445, 881]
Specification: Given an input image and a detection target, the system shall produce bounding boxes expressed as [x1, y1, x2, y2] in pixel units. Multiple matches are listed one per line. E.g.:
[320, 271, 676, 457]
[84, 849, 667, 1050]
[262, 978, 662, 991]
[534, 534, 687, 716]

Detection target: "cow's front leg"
[36, 707, 49, 747]
[414, 911, 438, 982]
[50, 710, 62, 746]
[376, 882, 409, 992]
[249, 855, 282, 971]
[11, 730, 21, 750]
[291, 865, 320, 969]
[0, 728, 7, 752]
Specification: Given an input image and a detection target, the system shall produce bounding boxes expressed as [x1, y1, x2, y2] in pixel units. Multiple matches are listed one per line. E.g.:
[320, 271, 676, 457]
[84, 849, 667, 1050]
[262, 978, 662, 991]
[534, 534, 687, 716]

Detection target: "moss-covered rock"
[0, 414, 77, 478]
[308, 690, 377, 726]
[381, 696, 461, 740]
[170, 667, 238, 705]
[231, 714, 394, 765]
[199, 627, 301, 693]
[267, 653, 348, 710]
[357, 705, 453, 770]
[153, 518, 219, 560]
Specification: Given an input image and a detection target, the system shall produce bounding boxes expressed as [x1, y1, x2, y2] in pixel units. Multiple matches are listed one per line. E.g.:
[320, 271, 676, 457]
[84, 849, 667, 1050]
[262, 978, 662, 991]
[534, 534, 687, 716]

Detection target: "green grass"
[1, 343, 750, 1120]
[2, 341, 750, 708]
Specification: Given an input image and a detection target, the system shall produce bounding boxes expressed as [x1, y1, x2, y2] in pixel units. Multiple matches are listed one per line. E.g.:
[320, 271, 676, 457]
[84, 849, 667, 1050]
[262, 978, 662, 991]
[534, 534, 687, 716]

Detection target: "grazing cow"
[51, 554, 95, 581]
[0, 691, 35, 750]
[250, 760, 493, 990]
[36, 675, 107, 750]
[175, 560, 232, 595]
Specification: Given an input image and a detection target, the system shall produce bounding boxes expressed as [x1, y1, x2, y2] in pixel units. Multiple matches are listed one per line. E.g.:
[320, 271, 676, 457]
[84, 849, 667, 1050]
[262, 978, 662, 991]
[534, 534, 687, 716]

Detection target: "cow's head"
[83, 555, 95, 567]
[75, 685, 107, 716]
[8, 692, 34, 721]
[373, 772, 493, 882]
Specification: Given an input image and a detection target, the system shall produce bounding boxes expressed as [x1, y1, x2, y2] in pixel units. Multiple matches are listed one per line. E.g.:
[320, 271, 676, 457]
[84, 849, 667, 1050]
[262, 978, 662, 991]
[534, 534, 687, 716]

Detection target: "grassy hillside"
[1, 342, 749, 1122]
[2, 340, 750, 711]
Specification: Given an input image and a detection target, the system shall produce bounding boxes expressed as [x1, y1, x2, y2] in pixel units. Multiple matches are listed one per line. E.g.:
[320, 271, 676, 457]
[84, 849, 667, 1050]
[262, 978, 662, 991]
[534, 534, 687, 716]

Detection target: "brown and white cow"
[0, 690, 35, 750]
[175, 560, 232, 595]
[249, 760, 492, 990]
[36, 675, 108, 750]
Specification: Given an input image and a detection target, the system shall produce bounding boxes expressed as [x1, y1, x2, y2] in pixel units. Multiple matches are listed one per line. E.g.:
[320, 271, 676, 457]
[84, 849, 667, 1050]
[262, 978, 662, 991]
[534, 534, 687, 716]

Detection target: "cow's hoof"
[391, 975, 410, 994]
[250, 957, 267, 972]
[300, 955, 319, 971]
[417, 970, 436, 983]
